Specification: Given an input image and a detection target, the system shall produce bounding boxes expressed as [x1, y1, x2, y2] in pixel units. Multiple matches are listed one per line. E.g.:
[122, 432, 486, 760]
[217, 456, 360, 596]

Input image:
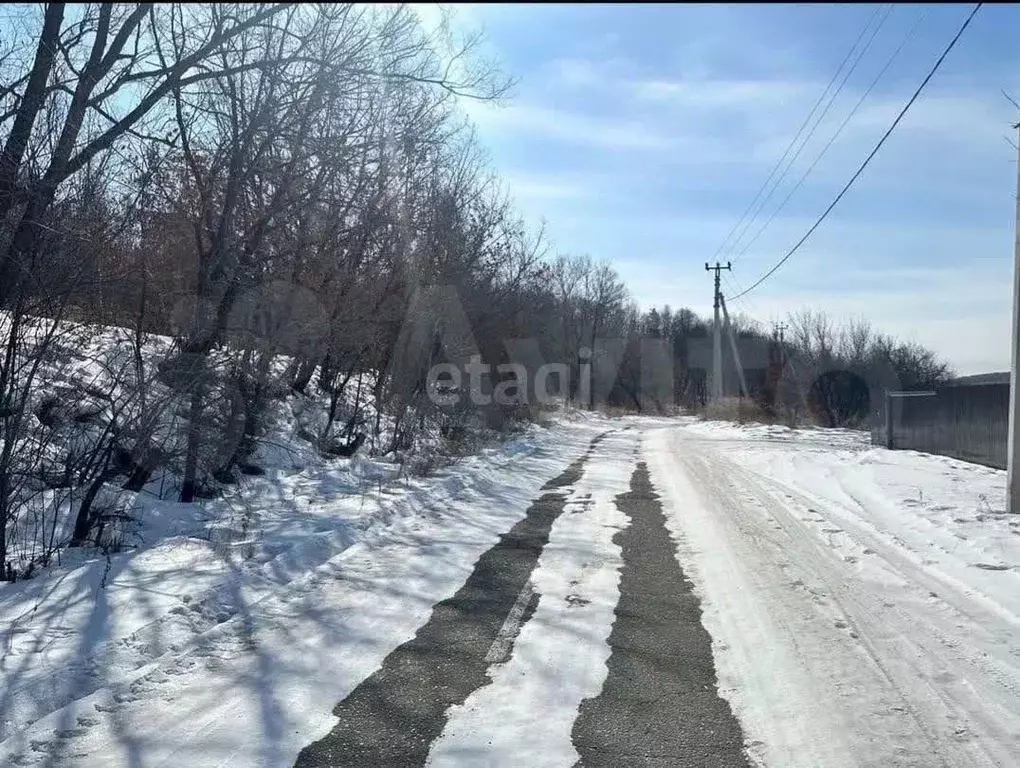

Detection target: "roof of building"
[947, 372, 1010, 387]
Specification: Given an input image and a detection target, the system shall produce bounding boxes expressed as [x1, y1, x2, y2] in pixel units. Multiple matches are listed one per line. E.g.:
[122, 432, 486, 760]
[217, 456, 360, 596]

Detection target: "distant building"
[948, 372, 1009, 387]
[875, 371, 1009, 469]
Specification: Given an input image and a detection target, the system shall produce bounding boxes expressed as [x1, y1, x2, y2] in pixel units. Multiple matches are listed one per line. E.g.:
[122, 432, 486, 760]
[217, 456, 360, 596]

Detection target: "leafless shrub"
[700, 397, 771, 425]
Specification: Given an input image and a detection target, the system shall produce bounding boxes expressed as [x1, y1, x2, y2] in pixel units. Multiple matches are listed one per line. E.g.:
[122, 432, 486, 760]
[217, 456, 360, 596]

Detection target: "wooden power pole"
[705, 261, 731, 401]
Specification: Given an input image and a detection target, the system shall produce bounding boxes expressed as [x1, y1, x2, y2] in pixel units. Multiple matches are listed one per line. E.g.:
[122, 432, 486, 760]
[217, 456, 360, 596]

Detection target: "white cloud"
[530, 48, 1015, 183]
[410, 3, 446, 35]
[607, 215, 1013, 376]
[462, 100, 673, 151]
[545, 58, 603, 90]
[632, 77, 813, 111]
[744, 276, 1009, 377]
[618, 261, 1009, 376]
[501, 171, 594, 204]
[411, 3, 493, 36]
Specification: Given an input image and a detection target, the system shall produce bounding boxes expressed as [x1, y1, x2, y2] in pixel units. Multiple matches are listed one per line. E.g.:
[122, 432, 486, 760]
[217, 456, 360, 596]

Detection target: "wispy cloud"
[500, 171, 595, 204]
[461, 100, 672, 152]
[632, 78, 813, 111]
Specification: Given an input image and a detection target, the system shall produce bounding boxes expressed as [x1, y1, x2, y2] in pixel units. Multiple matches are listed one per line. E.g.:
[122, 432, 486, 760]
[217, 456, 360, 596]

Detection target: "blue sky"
[422, 3, 1019, 376]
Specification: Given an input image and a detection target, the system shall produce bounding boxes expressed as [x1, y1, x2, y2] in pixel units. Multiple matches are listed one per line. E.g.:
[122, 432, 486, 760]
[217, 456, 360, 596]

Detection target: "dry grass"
[596, 401, 681, 418]
[699, 397, 772, 426]
[599, 404, 636, 418]
[698, 397, 818, 428]
[700, 397, 757, 424]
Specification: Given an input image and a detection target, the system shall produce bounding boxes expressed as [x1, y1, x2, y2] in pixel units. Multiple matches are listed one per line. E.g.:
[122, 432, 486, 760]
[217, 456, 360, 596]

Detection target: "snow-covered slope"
[0, 409, 607, 765]
[0, 312, 461, 577]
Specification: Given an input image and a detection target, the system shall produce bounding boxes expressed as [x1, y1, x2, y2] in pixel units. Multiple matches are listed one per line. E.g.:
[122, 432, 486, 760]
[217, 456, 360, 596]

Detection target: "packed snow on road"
[645, 419, 1018, 768]
[2, 413, 1017, 767]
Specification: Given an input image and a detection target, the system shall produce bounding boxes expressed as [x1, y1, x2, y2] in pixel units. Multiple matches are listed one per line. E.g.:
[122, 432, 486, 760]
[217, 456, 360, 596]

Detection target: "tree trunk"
[0, 471, 8, 580]
[291, 357, 317, 394]
[70, 451, 115, 547]
[0, 3, 65, 223]
[180, 376, 205, 503]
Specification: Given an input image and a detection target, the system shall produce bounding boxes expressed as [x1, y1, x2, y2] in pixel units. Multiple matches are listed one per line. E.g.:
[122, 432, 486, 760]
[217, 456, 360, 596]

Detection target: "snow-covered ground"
[646, 418, 1019, 767]
[0, 410, 608, 766]
[3, 412, 1017, 767]
[0, 314, 408, 578]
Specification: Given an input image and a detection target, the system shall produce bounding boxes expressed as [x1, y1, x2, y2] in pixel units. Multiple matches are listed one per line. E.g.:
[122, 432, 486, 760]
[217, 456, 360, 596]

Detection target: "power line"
[714, 5, 886, 264]
[724, 5, 915, 320]
[730, 2, 982, 302]
[722, 273, 742, 301]
[726, 3, 893, 263]
[730, 5, 929, 264]
[722, 273, 756, 317]
[706, 4, 887, 266]
[726, 6, 925, 332]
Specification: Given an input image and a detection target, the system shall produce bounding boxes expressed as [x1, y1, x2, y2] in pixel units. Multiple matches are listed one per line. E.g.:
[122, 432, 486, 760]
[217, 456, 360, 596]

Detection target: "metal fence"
[871, 383, 1009, 470]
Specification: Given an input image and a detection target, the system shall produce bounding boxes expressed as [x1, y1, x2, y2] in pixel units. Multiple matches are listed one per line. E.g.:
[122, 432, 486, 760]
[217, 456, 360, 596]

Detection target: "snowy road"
[645, 421, 1020, 768]
[298, 427, 746, 767]
[2, 416, 1018, 767]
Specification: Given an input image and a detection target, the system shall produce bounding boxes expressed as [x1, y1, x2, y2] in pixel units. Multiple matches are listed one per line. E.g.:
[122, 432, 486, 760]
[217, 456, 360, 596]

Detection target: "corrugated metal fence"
[872, 383, 1009, 470]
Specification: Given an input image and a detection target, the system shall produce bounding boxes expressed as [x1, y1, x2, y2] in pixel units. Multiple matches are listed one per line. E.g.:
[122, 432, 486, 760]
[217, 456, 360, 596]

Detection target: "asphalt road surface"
[296, 431, 746, 767]
[571, 461, 747, 767]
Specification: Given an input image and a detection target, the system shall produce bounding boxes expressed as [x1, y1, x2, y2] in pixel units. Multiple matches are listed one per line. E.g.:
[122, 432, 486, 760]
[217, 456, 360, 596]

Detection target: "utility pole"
[767, 321, 789, 417]
[719, 294, 748, 399]
[705, 261, 731, 401]
[774, 322, 788, 366]
[1009, 117, 1020, 514]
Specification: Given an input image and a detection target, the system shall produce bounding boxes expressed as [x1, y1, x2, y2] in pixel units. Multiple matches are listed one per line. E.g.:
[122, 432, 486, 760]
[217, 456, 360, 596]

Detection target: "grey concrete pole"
[1008, 122, 1020, 513]
[706, 262, 730, 402]
[720, 294, 749, 399]
[885, 391, 894, 450]
[713, 288, 722, 401]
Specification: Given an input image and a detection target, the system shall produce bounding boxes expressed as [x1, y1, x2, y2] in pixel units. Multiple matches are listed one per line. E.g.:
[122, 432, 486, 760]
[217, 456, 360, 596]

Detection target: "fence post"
[884, 391, 893, 450]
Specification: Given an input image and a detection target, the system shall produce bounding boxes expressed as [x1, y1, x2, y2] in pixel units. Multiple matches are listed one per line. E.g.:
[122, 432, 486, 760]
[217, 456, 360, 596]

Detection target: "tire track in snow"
[728, 461, 1018, 767]
[670, 436, 1017, 767]
[423, 429, 637, 767]
[648, 429, 941, 767]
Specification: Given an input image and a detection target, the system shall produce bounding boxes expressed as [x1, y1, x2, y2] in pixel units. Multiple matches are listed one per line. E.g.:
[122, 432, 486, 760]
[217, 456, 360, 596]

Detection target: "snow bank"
[0, 403, 610, 765]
